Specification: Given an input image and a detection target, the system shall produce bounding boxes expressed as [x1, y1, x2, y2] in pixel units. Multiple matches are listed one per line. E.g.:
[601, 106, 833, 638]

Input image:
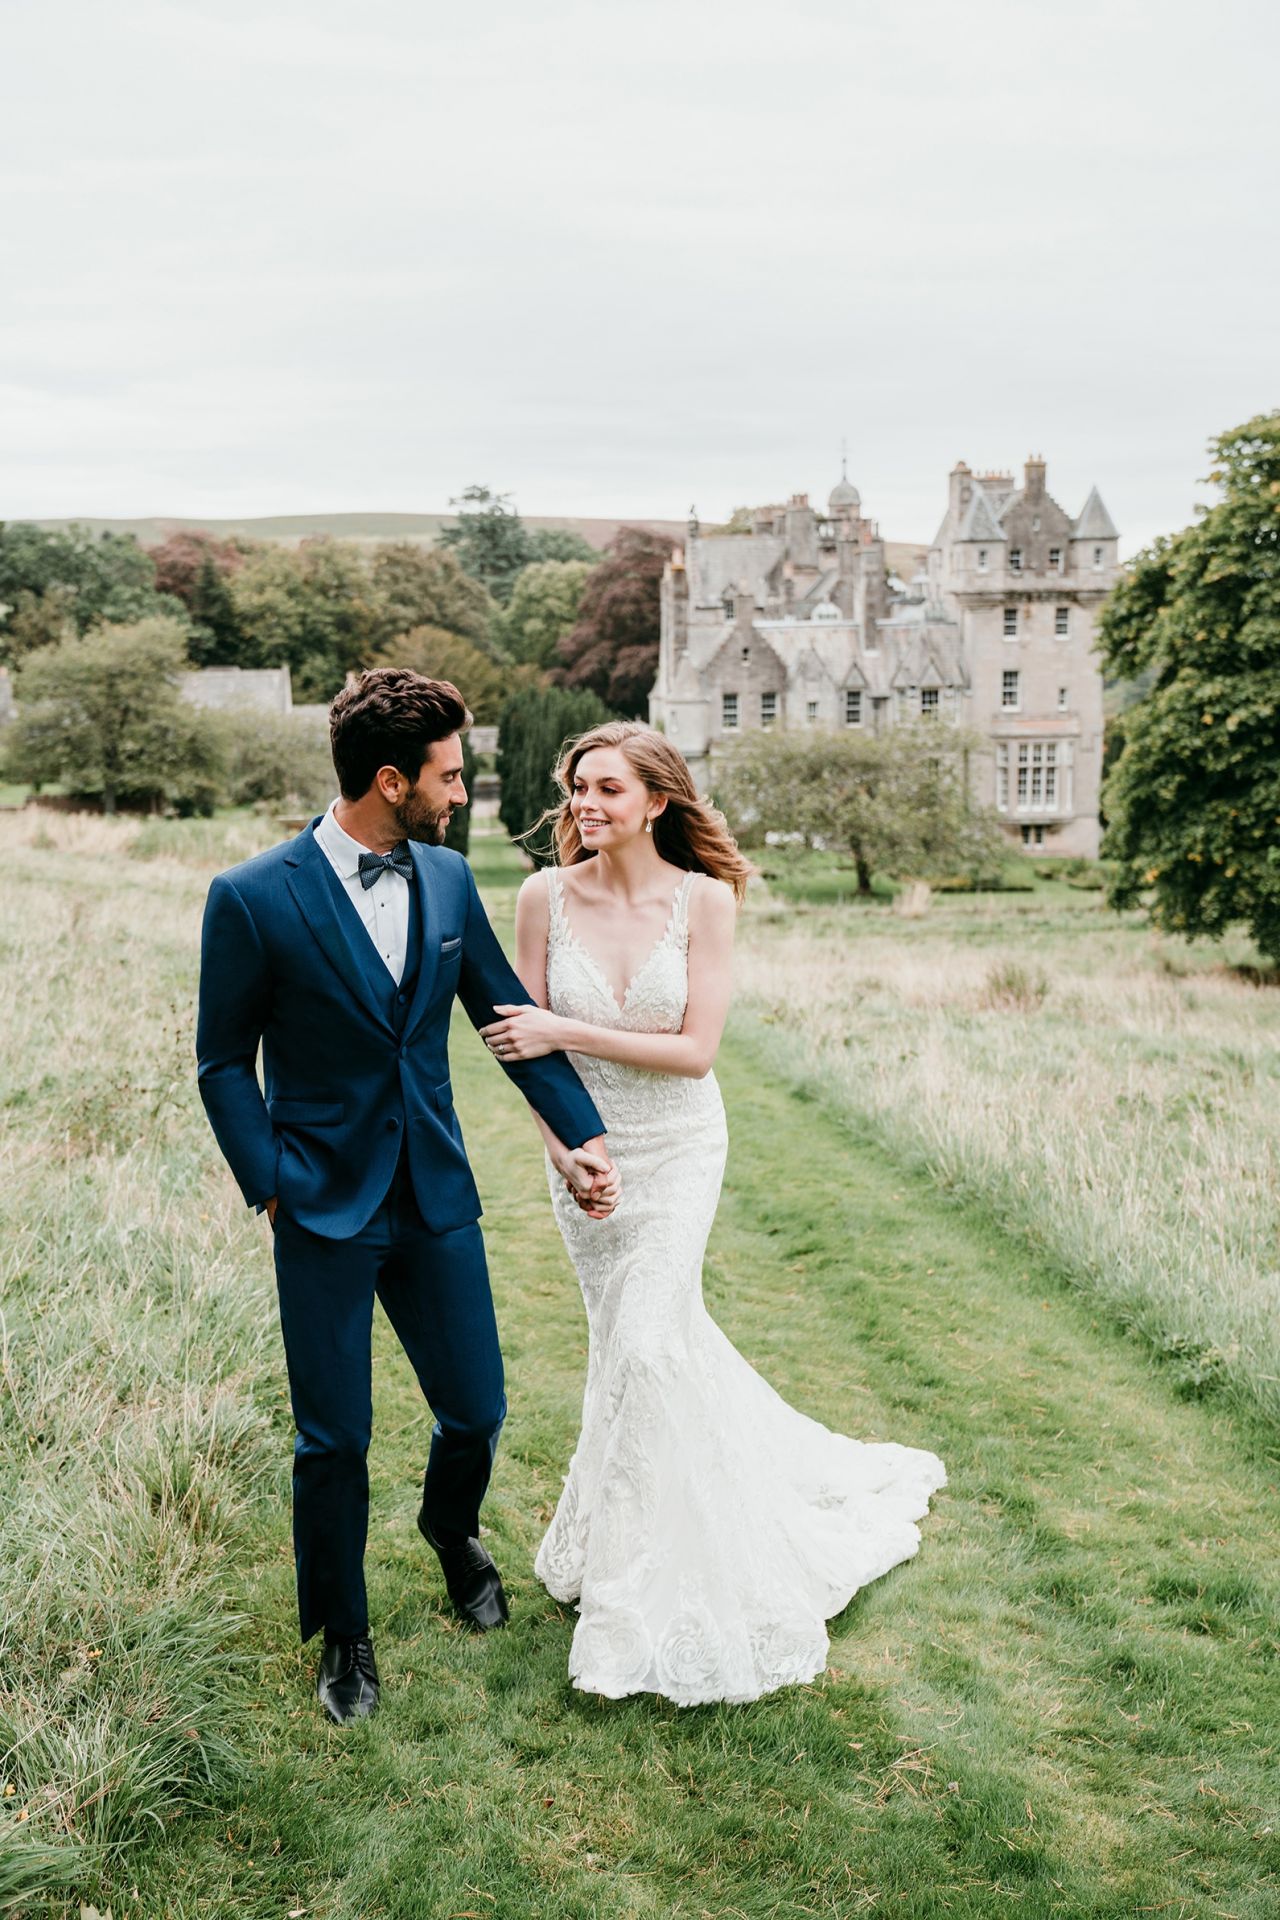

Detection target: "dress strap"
[544, 864, 567, 944]
[671, 870, 697, 946]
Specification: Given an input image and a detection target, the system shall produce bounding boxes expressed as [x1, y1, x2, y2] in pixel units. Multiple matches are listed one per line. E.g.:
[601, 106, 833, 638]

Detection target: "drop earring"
[644, 819, 653, 834]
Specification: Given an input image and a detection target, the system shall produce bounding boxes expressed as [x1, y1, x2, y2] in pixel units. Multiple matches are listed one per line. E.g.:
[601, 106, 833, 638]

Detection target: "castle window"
[1009, 548, 1023, 572]
[977, 548, 988, 572]
[995, 744, 1009, 812]
[722, 692, 739, 730]
[760, 690, 777, 727]
[1058, 685, 1069, 711]
[1003, 607, 1018, 637]
[1002, 670, 1020, 711]
[742, 645, 750, 661]
[806, 700, 819, 723]
[921, 688, 939, 717]
[845, 688, 862, 726]
[1093, 546, 1104, 570]
[1020, 823, 1045, 847]
[1016, 741, 1058, 810]
[1055, 606, 1069, 637]
[1049, 547, 1062, 571]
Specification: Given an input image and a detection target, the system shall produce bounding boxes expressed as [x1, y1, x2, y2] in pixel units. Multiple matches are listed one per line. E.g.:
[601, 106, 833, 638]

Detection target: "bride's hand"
[481, 1003, 565, 1062]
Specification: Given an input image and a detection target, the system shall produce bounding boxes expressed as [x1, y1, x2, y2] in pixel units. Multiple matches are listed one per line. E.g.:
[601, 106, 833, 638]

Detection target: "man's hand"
[560, 1136, 621, 1220]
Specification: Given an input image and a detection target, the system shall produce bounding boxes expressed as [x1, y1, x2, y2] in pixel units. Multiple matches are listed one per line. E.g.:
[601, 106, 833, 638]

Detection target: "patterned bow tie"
[357, 843, 414, 890]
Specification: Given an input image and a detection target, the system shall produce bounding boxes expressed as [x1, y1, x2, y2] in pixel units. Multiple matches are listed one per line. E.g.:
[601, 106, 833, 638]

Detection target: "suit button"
[397, 992, 406, 1004]
[399, 1046, 408, 1059]
[387, 1117, 400, 1131]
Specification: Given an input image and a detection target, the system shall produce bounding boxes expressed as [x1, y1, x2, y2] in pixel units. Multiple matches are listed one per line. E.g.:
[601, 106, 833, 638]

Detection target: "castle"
[648, 456, 1119, 857]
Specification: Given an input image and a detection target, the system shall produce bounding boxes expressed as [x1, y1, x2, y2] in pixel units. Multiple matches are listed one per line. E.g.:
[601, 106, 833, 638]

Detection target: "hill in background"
[28, 511, 927, 581]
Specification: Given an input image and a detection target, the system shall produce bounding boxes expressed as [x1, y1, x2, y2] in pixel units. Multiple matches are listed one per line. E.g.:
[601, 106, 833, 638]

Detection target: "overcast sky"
[2, 0, 1276, 552]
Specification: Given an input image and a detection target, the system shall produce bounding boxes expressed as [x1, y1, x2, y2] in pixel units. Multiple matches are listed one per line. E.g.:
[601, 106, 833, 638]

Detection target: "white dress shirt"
[313, 800, 411, 984]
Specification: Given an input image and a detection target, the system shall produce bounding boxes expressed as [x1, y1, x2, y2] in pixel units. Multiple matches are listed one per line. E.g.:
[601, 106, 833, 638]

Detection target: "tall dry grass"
[0, 812, 283, 1908]
[734, 886, 1280, 1422]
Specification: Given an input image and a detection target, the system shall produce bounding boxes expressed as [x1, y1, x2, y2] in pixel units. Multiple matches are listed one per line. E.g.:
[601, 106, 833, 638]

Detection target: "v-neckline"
[552, 869, 689, 1017]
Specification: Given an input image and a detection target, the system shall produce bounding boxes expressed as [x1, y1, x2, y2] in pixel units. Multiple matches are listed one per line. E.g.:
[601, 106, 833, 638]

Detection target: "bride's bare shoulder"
[687, 871, 738, 926]
[515, 869, 552, 923]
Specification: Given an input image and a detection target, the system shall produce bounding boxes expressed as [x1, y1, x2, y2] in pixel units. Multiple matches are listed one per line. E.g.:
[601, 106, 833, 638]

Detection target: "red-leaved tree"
[553, 527, 669, 716]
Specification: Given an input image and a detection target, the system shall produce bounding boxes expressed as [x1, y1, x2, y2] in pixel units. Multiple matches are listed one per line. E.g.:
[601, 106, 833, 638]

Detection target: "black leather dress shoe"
[417, 1510, 510, 1630]
[316, 1634, 380, 1724]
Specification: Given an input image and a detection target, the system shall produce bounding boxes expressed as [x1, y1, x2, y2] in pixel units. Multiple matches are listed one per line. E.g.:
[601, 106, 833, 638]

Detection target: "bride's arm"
[508, 874, 618, 1216]
[485, 876, 737, 1079]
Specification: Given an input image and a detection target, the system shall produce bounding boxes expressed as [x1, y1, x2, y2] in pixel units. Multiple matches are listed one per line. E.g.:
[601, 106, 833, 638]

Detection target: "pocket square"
[440, 936, 462, 953]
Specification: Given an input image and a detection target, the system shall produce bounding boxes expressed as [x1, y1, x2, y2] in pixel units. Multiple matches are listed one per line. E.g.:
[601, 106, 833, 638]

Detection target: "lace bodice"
[544, 866, 720, 1130]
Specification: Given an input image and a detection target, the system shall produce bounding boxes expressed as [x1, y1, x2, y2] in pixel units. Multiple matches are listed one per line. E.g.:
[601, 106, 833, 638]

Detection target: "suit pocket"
[269, 1099, 345, 1127]
[432, 1080, 453, 1111]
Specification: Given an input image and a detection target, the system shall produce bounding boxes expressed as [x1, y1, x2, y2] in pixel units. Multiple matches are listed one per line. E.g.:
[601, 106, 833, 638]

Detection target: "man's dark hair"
[329, 668, 469, 800]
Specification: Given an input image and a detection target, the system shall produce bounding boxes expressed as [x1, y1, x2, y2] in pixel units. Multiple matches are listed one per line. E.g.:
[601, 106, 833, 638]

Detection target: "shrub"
[496, 685, 609, 861]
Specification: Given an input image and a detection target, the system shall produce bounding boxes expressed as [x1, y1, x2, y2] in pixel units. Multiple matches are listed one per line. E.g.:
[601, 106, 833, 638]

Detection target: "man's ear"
[374, 764, 404, 804]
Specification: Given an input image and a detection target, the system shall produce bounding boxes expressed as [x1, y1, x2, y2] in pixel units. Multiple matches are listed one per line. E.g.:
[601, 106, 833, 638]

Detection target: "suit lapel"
[284, 824, 396, 1035]
[402, 843, 441, 1042]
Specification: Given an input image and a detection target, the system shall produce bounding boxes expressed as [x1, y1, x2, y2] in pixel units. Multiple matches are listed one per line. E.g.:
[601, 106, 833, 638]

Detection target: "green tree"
[229, 539, 380, 700]
[525, 527, 599, 566]
[0, 523, 186, 663]
[1099, 410, 1280, 962]
[714, 724, 1004, 895]
[148, 529, 254, 667]
[5, 617, 221, 815]
[553, 527, 669, 715]
[369, 625, 541, 726]
[497, 685, 609, 862]
[438, 486, 533, 606]
[369, 542, 500, 654]
[501, 559, 594, 669]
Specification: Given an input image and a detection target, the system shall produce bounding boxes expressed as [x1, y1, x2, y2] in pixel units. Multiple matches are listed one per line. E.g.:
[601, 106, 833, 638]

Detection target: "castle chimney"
[1024, 454, 1046, 505]
[949, 460, 973, 525]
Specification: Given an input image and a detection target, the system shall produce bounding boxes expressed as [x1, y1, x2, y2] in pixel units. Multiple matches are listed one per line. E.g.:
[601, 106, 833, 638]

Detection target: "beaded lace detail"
[534, 863, 947, 1705]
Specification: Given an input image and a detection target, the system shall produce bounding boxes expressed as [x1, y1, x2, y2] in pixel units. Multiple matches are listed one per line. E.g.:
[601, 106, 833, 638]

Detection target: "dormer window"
[921, 688, 939, 717]
[1009, 548, 1023, 572]
[1048, 547, 1062, 572]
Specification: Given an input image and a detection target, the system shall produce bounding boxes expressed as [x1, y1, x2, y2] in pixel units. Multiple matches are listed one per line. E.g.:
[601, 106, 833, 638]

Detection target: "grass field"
[2, 816, 1278, 1918]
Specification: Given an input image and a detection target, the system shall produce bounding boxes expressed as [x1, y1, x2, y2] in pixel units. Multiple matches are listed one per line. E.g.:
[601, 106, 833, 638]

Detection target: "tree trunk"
[852, 844, 873, 895]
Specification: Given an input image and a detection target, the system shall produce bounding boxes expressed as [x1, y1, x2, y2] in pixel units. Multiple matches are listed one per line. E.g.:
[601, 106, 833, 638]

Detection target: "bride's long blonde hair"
[537, 721, 752, 902]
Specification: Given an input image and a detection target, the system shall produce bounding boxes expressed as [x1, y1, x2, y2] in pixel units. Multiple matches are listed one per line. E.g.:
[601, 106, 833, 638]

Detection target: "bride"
[480, 721, 946, 1706]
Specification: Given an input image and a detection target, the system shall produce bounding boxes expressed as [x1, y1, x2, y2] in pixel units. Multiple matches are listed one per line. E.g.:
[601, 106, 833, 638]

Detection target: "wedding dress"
[533, 866, 947, 1705]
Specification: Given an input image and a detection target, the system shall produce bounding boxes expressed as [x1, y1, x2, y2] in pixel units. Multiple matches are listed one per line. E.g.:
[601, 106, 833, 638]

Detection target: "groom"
[196, 668, 614, 1724]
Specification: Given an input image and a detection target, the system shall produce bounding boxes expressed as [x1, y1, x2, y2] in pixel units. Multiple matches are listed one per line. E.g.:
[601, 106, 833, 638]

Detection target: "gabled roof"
[959, 489, 1006, 542]
[1072, 486, 1118, 540]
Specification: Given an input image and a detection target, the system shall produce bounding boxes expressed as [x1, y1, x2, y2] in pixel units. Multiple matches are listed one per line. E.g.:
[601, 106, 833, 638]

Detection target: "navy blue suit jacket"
[196, 822, 604, 1239]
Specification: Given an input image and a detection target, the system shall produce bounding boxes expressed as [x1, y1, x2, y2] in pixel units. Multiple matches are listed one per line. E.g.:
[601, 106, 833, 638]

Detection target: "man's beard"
[394, 791, 451, 846]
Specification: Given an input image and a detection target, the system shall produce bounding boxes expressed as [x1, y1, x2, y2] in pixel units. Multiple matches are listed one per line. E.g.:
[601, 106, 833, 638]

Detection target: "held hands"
[481, 1003, 564, 1063]
[556, 1136, 621, 1221]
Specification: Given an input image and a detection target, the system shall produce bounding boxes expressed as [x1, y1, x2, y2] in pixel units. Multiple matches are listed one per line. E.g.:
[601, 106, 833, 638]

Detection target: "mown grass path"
[6, 828, 1279, 1919]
